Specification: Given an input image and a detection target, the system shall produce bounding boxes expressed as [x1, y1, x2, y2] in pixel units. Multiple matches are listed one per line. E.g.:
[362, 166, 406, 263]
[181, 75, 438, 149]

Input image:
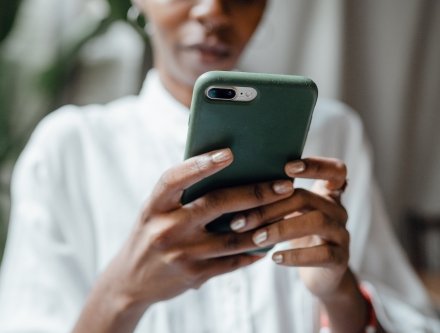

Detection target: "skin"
[137, 0, 268, 106]
[73, 1, 387, 332]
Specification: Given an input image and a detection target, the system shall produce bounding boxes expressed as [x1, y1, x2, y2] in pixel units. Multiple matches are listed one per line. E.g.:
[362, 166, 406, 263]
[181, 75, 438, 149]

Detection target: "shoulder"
[14, 95, 141, 180]
[305, 98, 369, 159]
[35, 95, 139, 139]
[311, 98, 364, 135]
[27, 95, 140, 154]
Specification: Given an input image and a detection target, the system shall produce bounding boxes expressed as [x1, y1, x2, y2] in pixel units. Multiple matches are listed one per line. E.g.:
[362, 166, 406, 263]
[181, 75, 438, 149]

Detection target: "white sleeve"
[339, 109, 440, 332]
[0, 110, 96, 333]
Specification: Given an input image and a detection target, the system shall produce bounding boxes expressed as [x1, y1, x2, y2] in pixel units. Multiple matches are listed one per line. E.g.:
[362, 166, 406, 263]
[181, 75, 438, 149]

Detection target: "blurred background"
[0, 0, 439, 309]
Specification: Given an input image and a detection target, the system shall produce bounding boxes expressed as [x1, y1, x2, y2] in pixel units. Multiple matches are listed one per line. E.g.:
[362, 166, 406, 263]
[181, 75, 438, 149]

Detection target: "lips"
[181, 39, 233, 63]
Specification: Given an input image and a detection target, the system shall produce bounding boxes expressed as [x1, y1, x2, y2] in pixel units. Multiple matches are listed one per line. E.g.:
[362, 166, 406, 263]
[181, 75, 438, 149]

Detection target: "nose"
[190, 0, 230, 32]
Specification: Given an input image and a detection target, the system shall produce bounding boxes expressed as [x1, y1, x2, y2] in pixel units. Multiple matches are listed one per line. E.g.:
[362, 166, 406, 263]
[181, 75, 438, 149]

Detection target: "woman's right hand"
[73, 148, 294, 333]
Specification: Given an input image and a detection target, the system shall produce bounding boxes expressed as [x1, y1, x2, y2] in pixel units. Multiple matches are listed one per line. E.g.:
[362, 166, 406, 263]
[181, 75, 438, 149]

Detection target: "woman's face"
[140, 0, 267, 86]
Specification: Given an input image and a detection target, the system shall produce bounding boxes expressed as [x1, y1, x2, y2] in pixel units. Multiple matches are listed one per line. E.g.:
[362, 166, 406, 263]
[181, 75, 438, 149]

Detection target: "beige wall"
[3, 0, 439, 256]
[241, 0, 440, 237]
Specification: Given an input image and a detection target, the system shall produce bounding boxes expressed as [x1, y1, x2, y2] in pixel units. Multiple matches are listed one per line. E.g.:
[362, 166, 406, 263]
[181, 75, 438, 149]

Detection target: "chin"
[182, 53, 237, 79]
[193, 61, 236, 80]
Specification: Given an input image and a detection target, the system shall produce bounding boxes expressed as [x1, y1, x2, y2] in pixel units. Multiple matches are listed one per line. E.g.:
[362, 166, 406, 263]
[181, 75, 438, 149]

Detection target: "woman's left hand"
[230, 157, 350, 299]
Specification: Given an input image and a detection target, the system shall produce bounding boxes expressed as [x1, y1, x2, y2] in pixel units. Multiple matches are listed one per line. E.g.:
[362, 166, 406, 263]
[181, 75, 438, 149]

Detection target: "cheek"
[146, 2, 191, 36]
[233, 14, 264, 48]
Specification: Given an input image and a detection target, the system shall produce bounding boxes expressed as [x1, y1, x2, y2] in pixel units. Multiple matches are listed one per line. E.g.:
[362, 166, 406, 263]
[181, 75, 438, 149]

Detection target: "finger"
[189, 231, 260, 259]
[196, 254, 264, 285]
[285, 157, 347, 191]
[181, 179, 294, 228]
[229, 188, 348, 233]
[312, 179, 347, 203]
[271, 244, 348, 267]
[147, 149, 233, 213]
[251, 210, 350, 248]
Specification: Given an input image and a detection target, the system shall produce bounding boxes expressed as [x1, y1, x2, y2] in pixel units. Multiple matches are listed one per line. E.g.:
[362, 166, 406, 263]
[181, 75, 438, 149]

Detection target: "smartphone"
[182, 71, 318, 233]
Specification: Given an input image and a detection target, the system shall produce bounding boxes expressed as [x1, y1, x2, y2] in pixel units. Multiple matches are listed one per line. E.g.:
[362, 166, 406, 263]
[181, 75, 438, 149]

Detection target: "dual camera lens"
[207, 88, 236, 100]
[206, 86, 257, 102]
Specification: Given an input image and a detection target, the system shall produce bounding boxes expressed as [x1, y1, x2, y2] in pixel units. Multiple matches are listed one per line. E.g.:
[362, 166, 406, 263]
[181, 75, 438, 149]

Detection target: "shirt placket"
[217, 271, 252, 333]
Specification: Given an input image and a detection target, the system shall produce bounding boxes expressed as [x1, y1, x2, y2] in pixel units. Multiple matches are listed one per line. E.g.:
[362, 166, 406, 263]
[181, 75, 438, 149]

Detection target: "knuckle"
[293, 188, 308, 206]
[190, 196, 214, 215]
[340, 228, 350, 247]
[335, 161, 348, 177]
[287, 250, 301, 264]
[252, 183, 266, 202]
[342, 245, 350, 263]
[148, 225, 174, 250]
[275, 221, 286, 239]
[183, 264, 204, 288]
[308, 160, 321, 174]
[338, 206, 349, 224]
[250, 206, 266, 225]
[311, 210, 327, 228]
[223, 233, 241, 250]
[190, 156, 210, 174]
[334, 203, 349, 226]
[169, 249, 191, 267]
[178, 208, 192, 225]
[189, 197, 208, 214]
[139, 207, 152, 225]
[191, 277, 205, 290]
[228, 255, 242, 269]
[182, 262, 200, 278]
[158, 170, 177, 191]
[202, 191, 225, 211]
[322, 246, 336, 263]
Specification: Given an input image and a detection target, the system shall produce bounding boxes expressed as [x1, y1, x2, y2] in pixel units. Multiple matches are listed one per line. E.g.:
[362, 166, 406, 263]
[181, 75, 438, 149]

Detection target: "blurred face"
[139, 0, 267, 87]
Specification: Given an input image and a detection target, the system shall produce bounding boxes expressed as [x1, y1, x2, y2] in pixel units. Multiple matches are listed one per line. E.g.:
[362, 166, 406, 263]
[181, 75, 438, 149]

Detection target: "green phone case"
[182, 71, 318, 233]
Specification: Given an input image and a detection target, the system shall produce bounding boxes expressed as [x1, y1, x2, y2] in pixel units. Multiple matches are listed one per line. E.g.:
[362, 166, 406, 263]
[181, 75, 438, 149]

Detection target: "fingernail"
[253, 230, 268, 245]
[287, 161, 306, 174]
[211, 149, 232, 163]
[273, 253, 283, 264]
[273, 181, 294, 194]
[230, 216, 246, 231]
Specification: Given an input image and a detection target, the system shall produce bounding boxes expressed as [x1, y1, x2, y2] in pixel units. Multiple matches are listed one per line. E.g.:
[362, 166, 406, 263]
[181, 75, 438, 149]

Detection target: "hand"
[73, 148, 296, 333]
[228, 157, 385, 333]
[229, 157, 349, 299]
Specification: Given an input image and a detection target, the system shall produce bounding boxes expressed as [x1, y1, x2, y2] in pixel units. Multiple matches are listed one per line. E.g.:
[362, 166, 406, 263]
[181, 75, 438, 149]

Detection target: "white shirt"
[0, 70, 438, 333]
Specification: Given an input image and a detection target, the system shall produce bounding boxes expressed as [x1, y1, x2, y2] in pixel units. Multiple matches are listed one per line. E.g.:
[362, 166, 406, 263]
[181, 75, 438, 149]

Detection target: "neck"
[156, 66, 194, 109]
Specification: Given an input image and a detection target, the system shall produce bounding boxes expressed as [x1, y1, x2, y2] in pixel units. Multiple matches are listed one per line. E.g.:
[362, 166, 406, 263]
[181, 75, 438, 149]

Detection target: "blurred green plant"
[0, 0, 23, 43]
[0, 0, 149, 261]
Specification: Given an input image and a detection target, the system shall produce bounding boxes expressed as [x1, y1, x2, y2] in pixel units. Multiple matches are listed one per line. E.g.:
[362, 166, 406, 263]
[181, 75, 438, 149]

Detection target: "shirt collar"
[139, 69, 190, 122]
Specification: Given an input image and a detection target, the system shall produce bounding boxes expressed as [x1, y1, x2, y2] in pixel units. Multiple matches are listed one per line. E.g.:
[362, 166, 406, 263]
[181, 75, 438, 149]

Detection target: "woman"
[0, 1, 437, 332]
